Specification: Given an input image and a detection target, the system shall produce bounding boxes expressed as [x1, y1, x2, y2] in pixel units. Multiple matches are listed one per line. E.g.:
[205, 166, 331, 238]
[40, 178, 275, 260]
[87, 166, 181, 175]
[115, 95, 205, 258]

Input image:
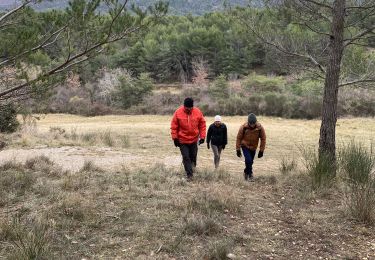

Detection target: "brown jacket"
[236, 122, 266, 151]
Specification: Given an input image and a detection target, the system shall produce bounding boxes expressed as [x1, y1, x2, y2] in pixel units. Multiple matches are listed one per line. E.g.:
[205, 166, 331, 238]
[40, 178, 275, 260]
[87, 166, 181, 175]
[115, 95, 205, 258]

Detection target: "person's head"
[183, 97, 194, 113]
[248, 113, 257, 128]
[214, 115, 222, 126]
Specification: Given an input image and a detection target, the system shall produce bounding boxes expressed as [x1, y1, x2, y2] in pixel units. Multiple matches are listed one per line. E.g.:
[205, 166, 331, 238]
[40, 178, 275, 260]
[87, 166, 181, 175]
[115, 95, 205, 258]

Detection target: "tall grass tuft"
[301, 148, 336, 190]
[279, 156, 297, 175]
[205, 239, 233, 260]
[184, 216, 221, 236]
[339, 141, 375, 224]
[0, 218, 51, 260]
[80, 160, 103, 173]
[101, 130, 114, 147]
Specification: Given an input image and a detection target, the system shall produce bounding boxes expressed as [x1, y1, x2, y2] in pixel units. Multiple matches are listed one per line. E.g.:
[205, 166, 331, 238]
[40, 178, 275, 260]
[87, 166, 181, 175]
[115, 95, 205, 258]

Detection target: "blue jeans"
[242, 147, 256, 177]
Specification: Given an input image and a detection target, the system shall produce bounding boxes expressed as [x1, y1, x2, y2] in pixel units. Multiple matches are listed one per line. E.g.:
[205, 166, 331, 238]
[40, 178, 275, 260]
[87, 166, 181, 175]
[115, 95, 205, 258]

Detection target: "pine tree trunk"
[319, 0, 345, 162]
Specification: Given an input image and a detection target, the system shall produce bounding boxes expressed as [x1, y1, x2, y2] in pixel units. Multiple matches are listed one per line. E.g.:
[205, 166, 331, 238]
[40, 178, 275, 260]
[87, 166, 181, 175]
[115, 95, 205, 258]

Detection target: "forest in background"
[1, 0, 374, 119]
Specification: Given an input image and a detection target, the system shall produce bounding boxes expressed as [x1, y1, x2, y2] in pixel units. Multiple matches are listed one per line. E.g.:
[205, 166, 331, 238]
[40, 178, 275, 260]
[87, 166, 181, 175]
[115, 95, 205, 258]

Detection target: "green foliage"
[115, 13, 263, 81]
[340, 142, 375, 224]
[0, 0, 168, 103]
[117, 73, 153, 109]
[302, 149, 336, 190]
[340, 141, 374, 186]
[289, 79, 323, 96]
[0, 104, 20, 133]
[342, 46, 375, 79]
[243, 73, 286, 92]
[209, 74, 229, 99]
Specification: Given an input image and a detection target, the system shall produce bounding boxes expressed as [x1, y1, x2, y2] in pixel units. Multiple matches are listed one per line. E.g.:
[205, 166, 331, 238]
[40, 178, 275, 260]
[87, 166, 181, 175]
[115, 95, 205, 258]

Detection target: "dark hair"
[184, 97, 194, 108]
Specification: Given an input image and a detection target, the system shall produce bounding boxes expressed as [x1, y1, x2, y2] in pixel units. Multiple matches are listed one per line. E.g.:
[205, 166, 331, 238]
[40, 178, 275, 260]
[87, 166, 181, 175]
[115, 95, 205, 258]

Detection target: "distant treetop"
[0, 0, 250, 15]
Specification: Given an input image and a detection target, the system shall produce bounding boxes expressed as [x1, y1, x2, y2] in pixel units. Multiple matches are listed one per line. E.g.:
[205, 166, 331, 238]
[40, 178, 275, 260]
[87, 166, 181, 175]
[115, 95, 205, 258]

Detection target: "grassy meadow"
[2, 114, 374, 173]
[0, 114, 374, 259]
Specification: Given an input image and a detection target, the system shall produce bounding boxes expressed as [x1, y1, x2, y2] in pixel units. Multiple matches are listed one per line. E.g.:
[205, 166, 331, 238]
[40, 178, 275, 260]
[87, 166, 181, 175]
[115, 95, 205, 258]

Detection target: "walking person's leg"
[189, 143, 198, 172]
[241, 147, 256, 180]
[212, 144, 220, 169]
[217, 146, 222, 168]
[180, 144, 193, 178]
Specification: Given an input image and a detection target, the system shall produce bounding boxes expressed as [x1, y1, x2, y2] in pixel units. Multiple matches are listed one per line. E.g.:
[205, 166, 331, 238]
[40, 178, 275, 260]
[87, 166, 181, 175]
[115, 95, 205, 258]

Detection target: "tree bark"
[319, 0, 345, 162]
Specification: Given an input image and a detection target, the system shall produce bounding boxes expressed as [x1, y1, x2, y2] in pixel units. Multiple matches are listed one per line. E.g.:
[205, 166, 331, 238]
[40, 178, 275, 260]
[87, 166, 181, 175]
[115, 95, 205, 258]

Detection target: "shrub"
[263, 92, 288, 116]
[0, 103, 20, 133]
[289, 79, 323, 96]
[340, 141, 375, 223]
[117, 72, 153, 109]
[243, 73, 286, 92]
[209, 74, 229, 99]
[302, 149, 336, 190]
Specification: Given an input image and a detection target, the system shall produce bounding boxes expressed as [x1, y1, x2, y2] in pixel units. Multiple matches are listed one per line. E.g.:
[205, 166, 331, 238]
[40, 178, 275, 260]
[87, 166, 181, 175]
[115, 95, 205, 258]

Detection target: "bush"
[117, 72, 153, 109]
[338, 88, 375, 117]
[0, 104, 20, 133]
[302, 149, 336, 190]
[263, 92, 288, 116]
[209, 75, 229, 99]
[340, 141, 375, 224]
[289, 79, 322, 96]
[243, 73, 286, 92]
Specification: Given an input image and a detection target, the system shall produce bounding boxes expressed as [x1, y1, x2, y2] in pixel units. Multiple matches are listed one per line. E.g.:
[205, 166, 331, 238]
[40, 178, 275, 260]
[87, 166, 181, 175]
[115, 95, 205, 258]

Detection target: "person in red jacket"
[171, 97, 206, 180]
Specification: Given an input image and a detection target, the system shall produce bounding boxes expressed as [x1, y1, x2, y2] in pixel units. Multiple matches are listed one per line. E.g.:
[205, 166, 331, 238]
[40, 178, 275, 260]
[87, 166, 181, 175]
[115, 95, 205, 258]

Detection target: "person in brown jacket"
[236, 113, 266, 181]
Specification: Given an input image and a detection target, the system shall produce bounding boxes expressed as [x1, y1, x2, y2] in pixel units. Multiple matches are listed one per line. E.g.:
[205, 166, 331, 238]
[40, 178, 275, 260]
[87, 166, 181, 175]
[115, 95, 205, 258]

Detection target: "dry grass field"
[0, 114, 374, 259]
[1, 114, 374, 173]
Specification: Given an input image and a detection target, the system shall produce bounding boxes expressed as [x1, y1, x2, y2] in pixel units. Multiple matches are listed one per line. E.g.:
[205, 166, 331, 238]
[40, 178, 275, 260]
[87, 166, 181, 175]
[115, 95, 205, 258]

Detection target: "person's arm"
[207, 124, 212, 144]
[171, 112, 179, 140]
[259, 126, 266, 152]
[236, 125, 244, 150]
[223, 124, 228, 145]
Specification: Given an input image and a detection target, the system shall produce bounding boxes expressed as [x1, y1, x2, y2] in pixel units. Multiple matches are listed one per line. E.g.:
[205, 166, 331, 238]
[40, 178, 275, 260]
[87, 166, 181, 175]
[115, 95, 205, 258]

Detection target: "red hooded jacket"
[171, 106, 206, 144]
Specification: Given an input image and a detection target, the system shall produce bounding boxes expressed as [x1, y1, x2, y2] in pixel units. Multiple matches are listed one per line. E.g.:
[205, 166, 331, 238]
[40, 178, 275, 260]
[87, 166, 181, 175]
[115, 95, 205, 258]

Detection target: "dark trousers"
[179, 143, 198, 177]
[242, 147, 256, 177]
[211, 144, 223, 169]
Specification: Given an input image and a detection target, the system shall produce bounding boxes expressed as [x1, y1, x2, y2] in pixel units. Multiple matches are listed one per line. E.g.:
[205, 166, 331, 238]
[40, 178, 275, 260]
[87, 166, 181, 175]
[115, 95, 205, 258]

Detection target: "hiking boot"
[187, 175, 193, 182]
[248, 175, 255, 182]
